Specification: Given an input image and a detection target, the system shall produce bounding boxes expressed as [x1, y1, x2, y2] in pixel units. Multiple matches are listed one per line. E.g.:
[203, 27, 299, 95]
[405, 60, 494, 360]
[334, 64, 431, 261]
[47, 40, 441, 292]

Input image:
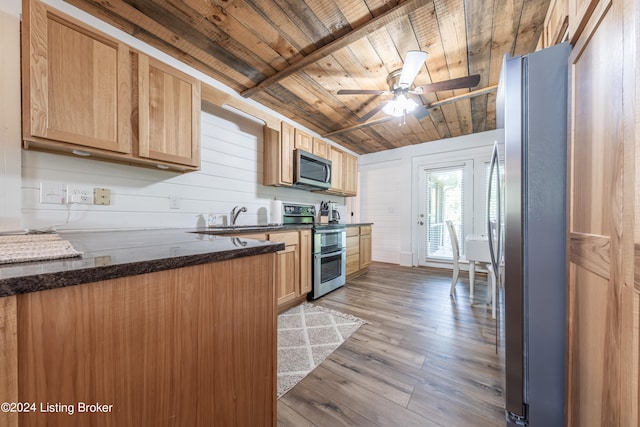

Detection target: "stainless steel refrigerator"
[493, 42, 570, 426]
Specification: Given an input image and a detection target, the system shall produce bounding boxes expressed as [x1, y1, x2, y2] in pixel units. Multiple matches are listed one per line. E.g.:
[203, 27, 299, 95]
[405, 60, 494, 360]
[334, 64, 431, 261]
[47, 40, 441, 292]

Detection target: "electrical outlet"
[94, 188, 111, 205]
[39, 181, 66, 204]
[169, 195, 181, 209]
[67, 185, 94, 205]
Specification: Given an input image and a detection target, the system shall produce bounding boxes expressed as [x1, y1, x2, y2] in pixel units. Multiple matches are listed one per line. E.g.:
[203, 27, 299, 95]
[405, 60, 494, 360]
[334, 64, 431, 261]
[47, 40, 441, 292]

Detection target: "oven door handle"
[314, 248, 345, 259]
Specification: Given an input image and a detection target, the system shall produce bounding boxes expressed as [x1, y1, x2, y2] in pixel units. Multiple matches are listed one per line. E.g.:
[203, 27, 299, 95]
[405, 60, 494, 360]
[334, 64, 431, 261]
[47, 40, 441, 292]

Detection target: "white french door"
[417, 160, 473, 266]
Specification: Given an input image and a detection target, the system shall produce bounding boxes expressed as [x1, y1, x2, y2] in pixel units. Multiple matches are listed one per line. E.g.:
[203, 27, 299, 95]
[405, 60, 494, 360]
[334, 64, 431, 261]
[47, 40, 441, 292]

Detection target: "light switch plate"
[39, 182, 66, 204]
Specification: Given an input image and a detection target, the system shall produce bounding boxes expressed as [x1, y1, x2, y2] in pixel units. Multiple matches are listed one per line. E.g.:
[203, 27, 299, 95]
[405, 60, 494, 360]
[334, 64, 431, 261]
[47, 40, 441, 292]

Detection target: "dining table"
[464, 233, 497, 318]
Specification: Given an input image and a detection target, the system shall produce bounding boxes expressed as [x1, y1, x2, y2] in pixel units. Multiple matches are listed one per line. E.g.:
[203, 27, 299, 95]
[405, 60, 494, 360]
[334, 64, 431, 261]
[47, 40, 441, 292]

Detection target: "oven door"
[314, 229, 346, 254]
[312, 249, 346, 299]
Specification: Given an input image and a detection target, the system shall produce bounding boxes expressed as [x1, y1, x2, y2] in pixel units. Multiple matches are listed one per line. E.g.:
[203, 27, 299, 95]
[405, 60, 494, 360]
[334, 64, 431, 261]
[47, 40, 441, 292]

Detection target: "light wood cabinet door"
[269, 231, 300, 306]
[136, 54, 201, 168]
[299, 230, 312, 295]
[274, 245, 298, 306]
[294, 128, 313, 152]
[343, 152, 358, 196]
[359, 232, 372, 269]
[328, 146, 344, 193]
[22, 0, 131, 153]
[566, 0, 639, 425]
[312, 137, 329, 159]
[346, 234, 360, 276]
[263, 122, 294, 186]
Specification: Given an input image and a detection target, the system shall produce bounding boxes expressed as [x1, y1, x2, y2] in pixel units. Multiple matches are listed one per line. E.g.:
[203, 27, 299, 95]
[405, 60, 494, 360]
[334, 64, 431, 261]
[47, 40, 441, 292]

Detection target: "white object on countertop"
[269, 199, 283, 225]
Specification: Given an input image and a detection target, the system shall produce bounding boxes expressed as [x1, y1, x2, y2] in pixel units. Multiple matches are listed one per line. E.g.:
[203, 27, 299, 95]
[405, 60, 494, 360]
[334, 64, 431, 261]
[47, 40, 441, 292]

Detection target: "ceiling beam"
[322, 85, 498, 137]
[240, 0, 431, 99]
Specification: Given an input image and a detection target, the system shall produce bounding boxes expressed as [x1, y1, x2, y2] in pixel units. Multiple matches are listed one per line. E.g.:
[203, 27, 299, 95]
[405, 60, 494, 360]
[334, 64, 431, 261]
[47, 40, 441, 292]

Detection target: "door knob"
[418, 221, 424, 225]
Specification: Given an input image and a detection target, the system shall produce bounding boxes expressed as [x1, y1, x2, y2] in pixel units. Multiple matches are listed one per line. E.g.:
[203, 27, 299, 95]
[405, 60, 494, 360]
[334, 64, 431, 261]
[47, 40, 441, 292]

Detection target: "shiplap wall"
[359, 160, 402, 264]
[21, 106, 344, 231]
[358, 129, 502, 266]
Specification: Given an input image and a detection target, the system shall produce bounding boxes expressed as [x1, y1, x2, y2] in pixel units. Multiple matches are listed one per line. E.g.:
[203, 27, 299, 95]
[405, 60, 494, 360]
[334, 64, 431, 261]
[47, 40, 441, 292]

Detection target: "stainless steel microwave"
[294, 149, 332, 190]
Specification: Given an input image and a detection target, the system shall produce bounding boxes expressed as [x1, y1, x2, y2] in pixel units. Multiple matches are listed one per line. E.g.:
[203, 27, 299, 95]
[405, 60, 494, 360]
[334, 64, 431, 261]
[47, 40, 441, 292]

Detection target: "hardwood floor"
[277, 262, 505, 427]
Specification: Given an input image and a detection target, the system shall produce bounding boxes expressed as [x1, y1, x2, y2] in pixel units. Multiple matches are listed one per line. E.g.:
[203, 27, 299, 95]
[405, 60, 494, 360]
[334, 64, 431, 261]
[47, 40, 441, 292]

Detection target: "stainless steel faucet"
[231, 206, 247, 226]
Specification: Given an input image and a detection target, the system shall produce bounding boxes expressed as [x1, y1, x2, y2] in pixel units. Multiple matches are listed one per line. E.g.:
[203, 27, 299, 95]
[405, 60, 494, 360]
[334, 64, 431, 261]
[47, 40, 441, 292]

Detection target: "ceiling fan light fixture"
[382, 94, 419, 117]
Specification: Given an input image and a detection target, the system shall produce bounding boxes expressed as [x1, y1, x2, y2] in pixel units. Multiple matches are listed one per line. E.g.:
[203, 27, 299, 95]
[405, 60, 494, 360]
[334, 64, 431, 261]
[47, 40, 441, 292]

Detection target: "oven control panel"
[282, 203, 315, 224]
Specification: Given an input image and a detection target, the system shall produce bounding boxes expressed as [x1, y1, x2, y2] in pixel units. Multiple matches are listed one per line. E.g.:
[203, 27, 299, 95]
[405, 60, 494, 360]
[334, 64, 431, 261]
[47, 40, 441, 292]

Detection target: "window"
[422, 163, 470, 260]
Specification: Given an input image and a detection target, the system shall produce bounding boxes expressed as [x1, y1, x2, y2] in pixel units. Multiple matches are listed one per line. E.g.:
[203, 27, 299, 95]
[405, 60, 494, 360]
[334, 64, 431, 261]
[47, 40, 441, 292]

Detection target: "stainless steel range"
[281, 203, 346, 300]
[310, 223, 346, 299]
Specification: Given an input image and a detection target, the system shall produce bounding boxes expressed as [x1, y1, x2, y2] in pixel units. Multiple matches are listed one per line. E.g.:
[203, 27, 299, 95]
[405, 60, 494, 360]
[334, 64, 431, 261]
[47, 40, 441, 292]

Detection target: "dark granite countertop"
[194, 224, 313, 235]
[0, 228, 284, 297]
[345, 223, 373, 227]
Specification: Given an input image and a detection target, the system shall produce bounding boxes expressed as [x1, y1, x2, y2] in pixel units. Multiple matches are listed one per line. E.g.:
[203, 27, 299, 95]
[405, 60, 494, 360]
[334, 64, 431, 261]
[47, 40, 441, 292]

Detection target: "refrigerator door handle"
[487, 141, 502, 274]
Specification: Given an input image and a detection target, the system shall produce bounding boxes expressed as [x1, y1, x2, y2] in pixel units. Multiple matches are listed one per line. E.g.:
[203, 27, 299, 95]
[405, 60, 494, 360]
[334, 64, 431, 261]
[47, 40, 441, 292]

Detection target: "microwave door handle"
[325, 164, 331, 184]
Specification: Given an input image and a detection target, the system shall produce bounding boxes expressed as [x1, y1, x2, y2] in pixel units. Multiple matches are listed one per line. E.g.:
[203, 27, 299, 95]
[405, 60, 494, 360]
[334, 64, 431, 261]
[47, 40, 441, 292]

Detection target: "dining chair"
[446, 220, 464, 296]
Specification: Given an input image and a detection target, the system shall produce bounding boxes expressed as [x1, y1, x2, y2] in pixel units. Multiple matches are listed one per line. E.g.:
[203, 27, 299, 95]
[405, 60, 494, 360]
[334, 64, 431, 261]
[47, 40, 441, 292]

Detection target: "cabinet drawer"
[359, 225, 371, 235]
[268, 231, 299, 246]
[346, 227, 360, 237]
[346, 235, 360, 251]
[346, 253, 360, 275]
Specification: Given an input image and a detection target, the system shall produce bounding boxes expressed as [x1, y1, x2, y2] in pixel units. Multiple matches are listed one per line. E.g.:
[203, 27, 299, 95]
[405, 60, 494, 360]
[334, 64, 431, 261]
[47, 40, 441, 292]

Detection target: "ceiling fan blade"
[412, 105, 431, 120]
[398, 51, 428, 88]
[337, 89, 388, 95]
[416, 74, 481, 93]
[358, 101, 388, 123]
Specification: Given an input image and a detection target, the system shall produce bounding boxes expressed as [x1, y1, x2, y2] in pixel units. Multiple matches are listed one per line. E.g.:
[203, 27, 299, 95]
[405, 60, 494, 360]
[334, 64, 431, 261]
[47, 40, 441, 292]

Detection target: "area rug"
[277, 302, 367, 399]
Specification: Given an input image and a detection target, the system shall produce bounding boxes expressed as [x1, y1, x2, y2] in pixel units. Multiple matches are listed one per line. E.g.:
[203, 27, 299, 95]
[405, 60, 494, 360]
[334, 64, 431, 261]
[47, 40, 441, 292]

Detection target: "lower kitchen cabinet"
[5, 254, 277, 427]
[299, 229, 312, 295]
[346, 226, 361, 276]
[234, 229, 312, 312]
[346, 224, 372, 279]
[269, 231, 300, 307]
[359, 225, 372, 269]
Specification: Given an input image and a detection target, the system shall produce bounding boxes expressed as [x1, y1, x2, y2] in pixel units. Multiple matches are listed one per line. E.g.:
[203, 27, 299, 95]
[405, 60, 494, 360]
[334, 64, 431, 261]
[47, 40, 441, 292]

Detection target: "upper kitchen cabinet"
[263, 122, 358, 196]
[294, 128, 313, 152]
[263, 122, 294, 186]
[327, 146, 344, 194]
[312, 137, 329, 159]
[21, 0, 131, 154]
[133, 54, 201, 168]
[342, 152, 358, 196]
[21, 0, 201, 172]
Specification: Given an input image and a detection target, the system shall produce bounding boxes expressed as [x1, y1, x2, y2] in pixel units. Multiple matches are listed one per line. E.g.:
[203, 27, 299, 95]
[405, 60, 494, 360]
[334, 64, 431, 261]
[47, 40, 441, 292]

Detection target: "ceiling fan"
[337, 51, 481, 123]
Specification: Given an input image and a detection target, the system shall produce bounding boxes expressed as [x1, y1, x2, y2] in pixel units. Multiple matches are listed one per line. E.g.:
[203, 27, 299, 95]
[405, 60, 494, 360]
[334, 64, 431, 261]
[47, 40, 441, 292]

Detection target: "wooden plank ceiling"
[64, 0, 551, 154]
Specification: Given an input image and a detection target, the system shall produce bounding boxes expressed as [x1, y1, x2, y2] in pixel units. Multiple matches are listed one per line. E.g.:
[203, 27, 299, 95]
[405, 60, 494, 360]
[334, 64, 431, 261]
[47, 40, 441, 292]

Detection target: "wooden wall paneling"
[568, 0, 601, 43]
[621, 0, 640, 421]
[544, 0, 569, 47]
[16, 256, 276, 426]
[431, 0, 469, 138]
[565, 0, 637, 425]
[0, 296, 18, 427]
[64, 0, 251, 91]
[180, 0, 289, 72]
[463, 0, 494, 133]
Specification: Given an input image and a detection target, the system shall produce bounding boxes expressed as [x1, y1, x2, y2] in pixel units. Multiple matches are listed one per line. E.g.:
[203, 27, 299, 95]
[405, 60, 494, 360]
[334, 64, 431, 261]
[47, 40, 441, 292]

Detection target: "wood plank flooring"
[277, 262, 505, 427]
